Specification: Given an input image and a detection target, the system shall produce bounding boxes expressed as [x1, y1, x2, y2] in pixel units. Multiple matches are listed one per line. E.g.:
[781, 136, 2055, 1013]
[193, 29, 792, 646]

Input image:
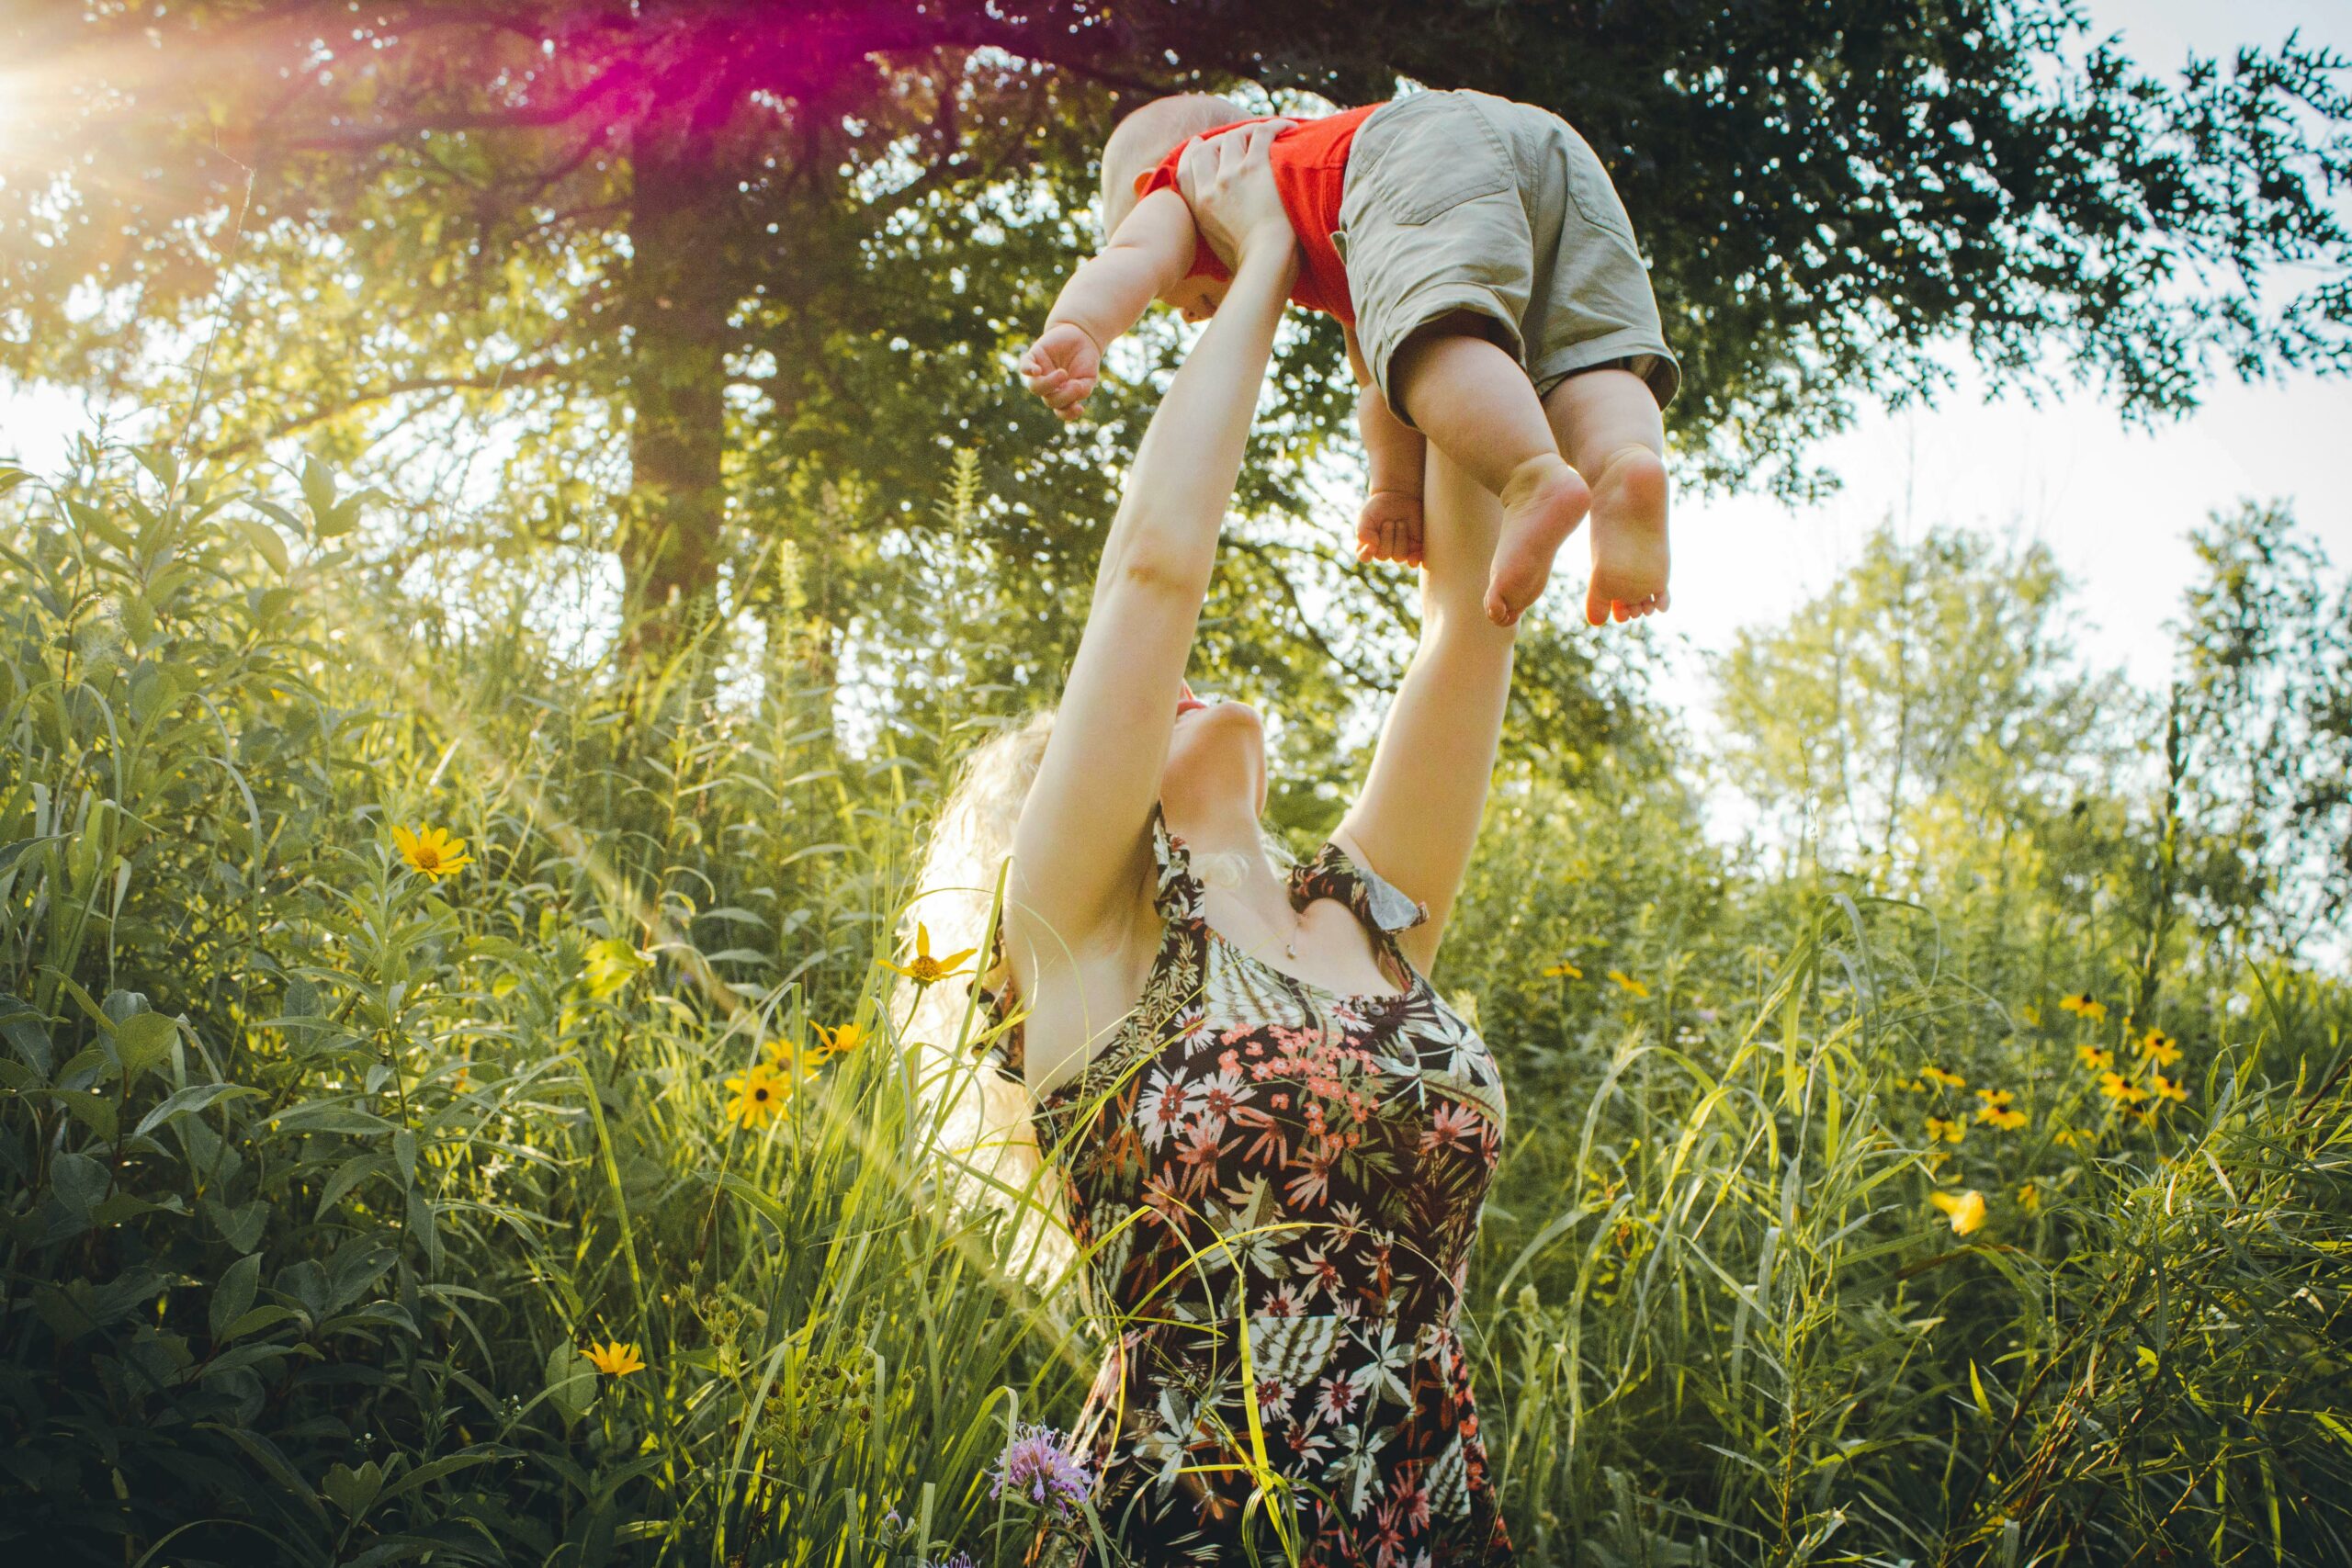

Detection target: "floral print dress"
[984, 809, 1516, 1566]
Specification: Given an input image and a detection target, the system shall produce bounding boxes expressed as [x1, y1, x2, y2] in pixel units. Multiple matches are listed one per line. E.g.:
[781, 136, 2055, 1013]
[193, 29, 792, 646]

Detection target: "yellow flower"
[2076, 1043, 2113, 1072]
[582, 1339, 644, 1377]
[881, 923, 977, 987]
[2136, 1029, 2182, 1067]
[1922, 1065, 1967, 1089]
[392, 823, 473, 881]
[813, 1021, 868, 1059]
[723, 1063, 791, 1129]
[1543, 960, 1584, 980]
[2057, 992, 2107, 1021]
[1925, 1114, 1966, 1145]
[2020, 1003, 2042, 1028]
[1973, 1090, 2028, 1131]
[2016, 1181, 2042, 1213]
[1928, 1189, 1987, 1236]
[2098, 1070, 2148, 1107]
[761, 1039, 819, 1077]
[1606, 969, 1650, 998]
[2052, 1124, 2094, 1148]
[2150, 1071, 2188, 1103]
[582, 938, 648, 999]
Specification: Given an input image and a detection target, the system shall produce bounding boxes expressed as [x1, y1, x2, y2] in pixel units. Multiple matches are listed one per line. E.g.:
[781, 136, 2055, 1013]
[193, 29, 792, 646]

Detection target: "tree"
[1713, 525, 2131, 880]
[2, 1, 2346, 665]
[2172, 502, 2352, 957]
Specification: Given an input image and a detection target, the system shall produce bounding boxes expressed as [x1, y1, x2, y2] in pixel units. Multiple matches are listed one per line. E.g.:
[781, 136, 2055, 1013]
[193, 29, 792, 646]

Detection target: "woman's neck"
[1164, 799, 1291, 911]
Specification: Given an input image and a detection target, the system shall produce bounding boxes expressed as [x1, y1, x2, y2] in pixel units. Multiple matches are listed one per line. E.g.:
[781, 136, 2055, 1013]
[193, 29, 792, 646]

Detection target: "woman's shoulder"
[1295, 826, 1430, 937]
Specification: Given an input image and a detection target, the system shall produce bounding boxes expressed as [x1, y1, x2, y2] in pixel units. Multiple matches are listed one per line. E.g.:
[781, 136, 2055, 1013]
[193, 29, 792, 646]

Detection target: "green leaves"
[322, 1458, 385, 1519]
[233, 513, 291, 577]
[111, 1009, 175, 1082]
[209, 1252, 263, 1341]
[299, 455, 382, 540]
[544, 1342, 598, 1427]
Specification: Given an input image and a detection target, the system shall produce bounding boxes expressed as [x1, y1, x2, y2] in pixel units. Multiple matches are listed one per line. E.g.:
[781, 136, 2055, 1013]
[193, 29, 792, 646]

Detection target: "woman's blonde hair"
[896, 708, 1291, 1297]
[895, 711, 1080, 1292]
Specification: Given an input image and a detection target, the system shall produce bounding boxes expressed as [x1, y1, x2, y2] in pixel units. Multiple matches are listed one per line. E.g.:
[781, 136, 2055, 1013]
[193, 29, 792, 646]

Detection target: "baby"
[1020, 90, 1681, 627]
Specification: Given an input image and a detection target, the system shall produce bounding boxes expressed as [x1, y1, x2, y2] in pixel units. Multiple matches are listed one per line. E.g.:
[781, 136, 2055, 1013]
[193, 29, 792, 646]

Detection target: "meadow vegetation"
[2, 440, 2347, 1567]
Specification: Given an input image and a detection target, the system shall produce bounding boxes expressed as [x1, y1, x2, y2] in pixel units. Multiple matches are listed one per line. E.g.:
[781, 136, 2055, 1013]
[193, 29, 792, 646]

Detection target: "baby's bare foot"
[1357, 489, 1426, 566]
[1485, 455, 1590, 626]
[1582, 446, 1669, 626]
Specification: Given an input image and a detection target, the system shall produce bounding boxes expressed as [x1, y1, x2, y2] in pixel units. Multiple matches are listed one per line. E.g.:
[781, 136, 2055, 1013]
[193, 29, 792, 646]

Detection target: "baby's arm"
[1347, 323, 1428, 565]
[1021, 189, 1199, 421]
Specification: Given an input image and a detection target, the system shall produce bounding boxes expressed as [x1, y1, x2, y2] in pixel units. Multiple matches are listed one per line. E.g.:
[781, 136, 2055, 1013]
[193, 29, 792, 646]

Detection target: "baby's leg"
[1389, 312, 1588, 626]
[1542, 368, 1668, 626]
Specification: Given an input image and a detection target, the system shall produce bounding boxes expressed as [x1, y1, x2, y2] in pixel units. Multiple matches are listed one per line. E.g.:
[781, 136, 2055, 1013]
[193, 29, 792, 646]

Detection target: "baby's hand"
[1019, 322, 1103, 422]
[1357, 488, 1425, 567]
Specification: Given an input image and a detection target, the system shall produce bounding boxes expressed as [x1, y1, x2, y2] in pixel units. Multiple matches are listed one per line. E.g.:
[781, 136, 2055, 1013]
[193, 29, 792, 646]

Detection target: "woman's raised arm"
[1332, 447, 1519, 975]
[1007, 126, 1300, 959]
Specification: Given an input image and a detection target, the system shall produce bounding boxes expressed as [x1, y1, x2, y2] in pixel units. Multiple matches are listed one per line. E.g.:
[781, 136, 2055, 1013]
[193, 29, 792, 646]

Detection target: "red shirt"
[1134, 105, 1380, 324]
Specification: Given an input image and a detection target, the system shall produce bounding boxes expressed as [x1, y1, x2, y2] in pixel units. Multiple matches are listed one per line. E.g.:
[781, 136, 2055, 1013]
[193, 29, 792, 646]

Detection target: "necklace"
[1281, 903, 1304, 961]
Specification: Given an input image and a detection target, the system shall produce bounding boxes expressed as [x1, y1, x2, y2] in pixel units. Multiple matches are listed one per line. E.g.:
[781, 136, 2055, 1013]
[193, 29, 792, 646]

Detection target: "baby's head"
[1099, 93, 1246, 241]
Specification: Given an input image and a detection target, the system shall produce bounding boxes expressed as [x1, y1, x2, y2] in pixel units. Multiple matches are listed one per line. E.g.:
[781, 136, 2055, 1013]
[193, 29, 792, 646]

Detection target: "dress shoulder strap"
[1288, 836, 1429, 980]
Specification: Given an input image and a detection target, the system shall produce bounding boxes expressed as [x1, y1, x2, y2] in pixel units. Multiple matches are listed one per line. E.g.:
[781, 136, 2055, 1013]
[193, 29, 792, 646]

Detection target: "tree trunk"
[620, 121, 731, 658]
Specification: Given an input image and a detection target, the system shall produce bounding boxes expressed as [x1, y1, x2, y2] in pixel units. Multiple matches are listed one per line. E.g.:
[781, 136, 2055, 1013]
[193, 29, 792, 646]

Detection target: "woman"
[912, 126, 1519, 1565]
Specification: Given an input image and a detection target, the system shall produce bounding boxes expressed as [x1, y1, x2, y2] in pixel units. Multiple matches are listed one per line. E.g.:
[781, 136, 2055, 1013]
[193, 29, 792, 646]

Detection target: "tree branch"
[199, 361, 575, 459]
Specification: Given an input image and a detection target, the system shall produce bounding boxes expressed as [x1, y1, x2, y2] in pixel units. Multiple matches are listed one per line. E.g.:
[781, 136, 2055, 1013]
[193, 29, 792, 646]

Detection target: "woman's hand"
[1177, 120, 1298, 272]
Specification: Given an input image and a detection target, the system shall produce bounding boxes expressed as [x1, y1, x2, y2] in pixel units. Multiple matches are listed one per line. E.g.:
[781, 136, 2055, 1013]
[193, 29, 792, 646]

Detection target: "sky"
[1656, 0, 2352, 720]
[2, 0, 2346, 728]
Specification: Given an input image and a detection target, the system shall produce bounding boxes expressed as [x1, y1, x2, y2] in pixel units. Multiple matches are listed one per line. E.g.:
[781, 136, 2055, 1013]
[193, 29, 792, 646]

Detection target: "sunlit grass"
[1, 444, 2347, 1566]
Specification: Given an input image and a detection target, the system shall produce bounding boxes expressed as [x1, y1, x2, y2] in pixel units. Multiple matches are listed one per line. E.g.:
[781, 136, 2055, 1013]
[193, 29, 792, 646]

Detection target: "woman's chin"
[1162, 700, 1265, 807]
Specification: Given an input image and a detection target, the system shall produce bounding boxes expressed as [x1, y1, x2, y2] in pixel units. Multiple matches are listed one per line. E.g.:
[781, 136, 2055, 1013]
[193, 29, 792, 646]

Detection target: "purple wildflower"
[990, 1421, 1091, 1517]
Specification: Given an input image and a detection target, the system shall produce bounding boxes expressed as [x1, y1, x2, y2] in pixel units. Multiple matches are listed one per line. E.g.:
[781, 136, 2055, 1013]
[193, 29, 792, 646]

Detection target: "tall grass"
[2, 447, 2347, 1567]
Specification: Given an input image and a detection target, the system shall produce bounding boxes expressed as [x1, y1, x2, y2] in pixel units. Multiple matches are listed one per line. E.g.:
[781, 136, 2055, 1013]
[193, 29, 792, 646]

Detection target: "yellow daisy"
[2150, 1071, 2188, 1103]
[1925, 1114, 1966, 1145]
[881, 923, 977, 987]
[2076, 1043, 2113, 1072]
[2058, 992, 2108, 1022]
[1542, 960, 1583, 980]
[1922, 1065, 1967, 1089]
[582, 1339, 644, 1377]
[1973, 1089, 2028, 1132]
[723, 1063, 791, 1129]
[2016, 1181, 2041, 1214]
[392, 823, 473, 881]
[2136, 1029, 2182, 1067]
[814, 1021, 868, 1059]
[1606, 969, 1651, 998]
[1929, 1189, 1987, 1236]
[2098, 1070, 2148, 1107]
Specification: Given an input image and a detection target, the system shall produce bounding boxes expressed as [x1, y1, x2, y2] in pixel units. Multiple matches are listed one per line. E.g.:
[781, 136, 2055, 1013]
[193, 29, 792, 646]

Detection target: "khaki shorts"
[1336, 89, 1680, 424]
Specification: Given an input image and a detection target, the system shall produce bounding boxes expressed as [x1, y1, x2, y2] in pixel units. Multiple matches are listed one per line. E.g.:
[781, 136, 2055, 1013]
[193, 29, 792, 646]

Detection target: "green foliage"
[4, 3, 2346, 647]
[0, 448, 1082, 1565]
[1713, 528, 2134, 878]
[3, 446, 2348, 1567]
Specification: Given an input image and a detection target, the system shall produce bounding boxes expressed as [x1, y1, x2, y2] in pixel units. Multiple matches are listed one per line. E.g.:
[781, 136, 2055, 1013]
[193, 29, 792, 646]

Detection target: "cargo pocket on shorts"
[1370, 93, 1517, 227]
[1556, 121, 1636, 243]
